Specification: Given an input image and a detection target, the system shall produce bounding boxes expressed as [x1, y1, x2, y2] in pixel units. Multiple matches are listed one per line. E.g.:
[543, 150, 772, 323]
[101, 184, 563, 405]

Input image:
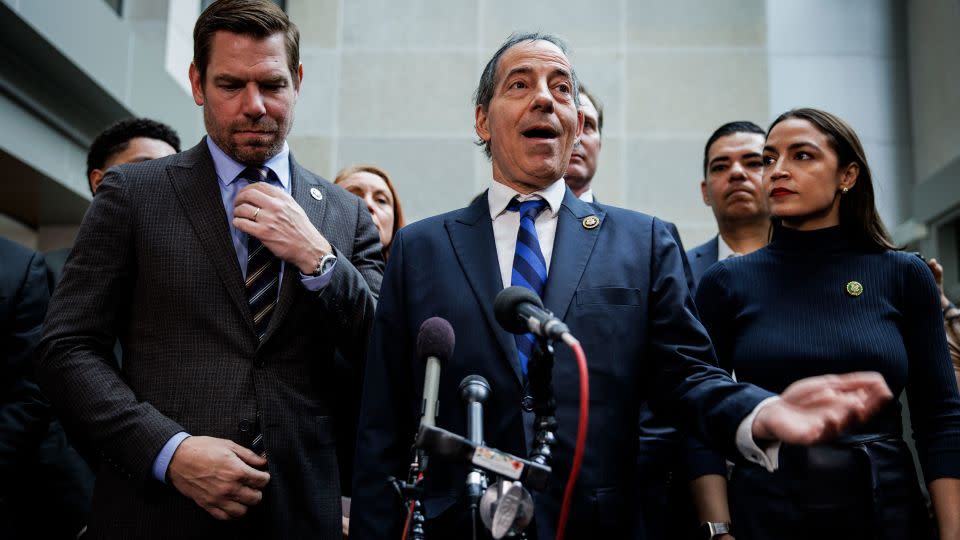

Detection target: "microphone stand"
[527, 336, 558, 469]
[391, 449, 427, 540]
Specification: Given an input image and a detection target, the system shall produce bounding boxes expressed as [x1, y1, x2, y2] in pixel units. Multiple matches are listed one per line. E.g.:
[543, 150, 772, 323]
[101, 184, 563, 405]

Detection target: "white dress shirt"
[485, 178, 779, 471]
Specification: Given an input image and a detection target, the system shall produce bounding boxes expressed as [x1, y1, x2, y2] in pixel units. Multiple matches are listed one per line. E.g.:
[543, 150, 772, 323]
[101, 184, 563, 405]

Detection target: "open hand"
[168, 435, 271, 520]
[752, 372, 892, 445]
[233, 182, 331, 275]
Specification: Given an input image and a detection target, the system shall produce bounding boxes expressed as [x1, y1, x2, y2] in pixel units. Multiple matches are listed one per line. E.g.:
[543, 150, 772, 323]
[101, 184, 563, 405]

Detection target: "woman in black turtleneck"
[694, 108, 960, 540]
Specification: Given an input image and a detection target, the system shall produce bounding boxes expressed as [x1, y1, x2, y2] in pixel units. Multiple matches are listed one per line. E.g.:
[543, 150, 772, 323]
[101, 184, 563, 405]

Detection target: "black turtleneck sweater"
[694, 224, 960, 481]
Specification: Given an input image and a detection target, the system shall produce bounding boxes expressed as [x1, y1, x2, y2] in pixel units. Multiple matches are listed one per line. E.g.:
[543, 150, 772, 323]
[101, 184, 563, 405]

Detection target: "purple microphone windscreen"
[494, 286, 543, 335]
[416, 316, 455, 362]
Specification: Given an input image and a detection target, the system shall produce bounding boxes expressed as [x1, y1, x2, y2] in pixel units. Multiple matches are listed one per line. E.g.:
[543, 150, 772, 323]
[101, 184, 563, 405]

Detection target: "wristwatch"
[311, 253, 337, 276]
[700, 521, 731, 539]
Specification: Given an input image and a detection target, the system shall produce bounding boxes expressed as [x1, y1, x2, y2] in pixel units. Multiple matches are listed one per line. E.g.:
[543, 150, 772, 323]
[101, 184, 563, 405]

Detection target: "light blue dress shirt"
[151, 138, 336, 482]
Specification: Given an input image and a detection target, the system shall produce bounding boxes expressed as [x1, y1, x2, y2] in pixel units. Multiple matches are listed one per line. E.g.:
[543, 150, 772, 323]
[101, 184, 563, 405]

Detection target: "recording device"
[494, 286, 569, 340]
[460, 375, 491, 510]
[416, 317, 456, 428]
[479, 480, 535, 539]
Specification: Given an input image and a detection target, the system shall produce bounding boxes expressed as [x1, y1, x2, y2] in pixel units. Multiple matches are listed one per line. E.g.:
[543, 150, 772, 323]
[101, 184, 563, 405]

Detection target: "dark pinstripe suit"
[36, 140, 383, 539]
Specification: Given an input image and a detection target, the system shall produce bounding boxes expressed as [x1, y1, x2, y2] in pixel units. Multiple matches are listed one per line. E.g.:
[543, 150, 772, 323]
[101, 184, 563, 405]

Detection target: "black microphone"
[460, 375, 491, 509]
[494, 286, 569, 340]
[416, 317, 455, 429]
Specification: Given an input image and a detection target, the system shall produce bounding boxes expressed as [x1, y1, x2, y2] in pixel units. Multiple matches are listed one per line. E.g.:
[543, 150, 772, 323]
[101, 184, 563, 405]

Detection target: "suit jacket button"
[239, 419, 253, 432]
[521, 396, 535, 412]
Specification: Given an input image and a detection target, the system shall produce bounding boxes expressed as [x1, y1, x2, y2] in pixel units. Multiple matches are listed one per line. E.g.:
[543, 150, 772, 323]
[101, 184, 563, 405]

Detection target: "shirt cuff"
[299, 259, 337, 291]
[152, 431, 191, 483]
[735, 396, 781, 472]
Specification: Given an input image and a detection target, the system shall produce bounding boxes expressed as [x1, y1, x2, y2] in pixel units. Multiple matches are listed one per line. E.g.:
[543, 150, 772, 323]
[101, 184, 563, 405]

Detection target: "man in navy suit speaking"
[350, 33, 892, 539]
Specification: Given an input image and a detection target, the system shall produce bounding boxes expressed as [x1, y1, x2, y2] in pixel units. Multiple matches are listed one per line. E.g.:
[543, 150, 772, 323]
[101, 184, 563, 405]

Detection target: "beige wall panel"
[338, 51, 477, 137]
[287, 0, 339, 49]
[482, 0, 622, 49]
[292, 50, 338, 137]
[342, 0, 476, 49]
[627, 0, 765, 48]
[626, 50, 768, 135]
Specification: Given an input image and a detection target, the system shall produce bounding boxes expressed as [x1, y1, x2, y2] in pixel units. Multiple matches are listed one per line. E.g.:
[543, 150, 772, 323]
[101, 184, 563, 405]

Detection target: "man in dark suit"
[350, 33, 891, 539]
[687, 121, 770, 287]
[1, 237, 92, 539]
[35, 1, 382, 538]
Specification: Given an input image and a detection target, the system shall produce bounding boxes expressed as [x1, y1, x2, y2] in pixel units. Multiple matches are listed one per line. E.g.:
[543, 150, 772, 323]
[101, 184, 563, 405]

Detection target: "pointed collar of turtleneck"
[767, 222, 855, 254]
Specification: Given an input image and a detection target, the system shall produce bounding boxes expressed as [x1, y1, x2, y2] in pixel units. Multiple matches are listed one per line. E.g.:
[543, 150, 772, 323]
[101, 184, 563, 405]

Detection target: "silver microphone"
[460, 375, 491, 508]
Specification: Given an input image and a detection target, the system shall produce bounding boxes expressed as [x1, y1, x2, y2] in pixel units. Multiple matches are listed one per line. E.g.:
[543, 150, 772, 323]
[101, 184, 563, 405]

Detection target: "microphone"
[460, 375, 491, 509]
[416, 317, 455, 429]
[460, 375, 490, 444]
[494, 286, 569, 340]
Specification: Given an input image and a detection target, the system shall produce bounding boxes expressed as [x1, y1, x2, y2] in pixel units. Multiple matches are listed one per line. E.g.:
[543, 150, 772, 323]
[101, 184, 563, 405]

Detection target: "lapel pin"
[846, 281, 863, 297]
[310, 187, 323, 201]
[582, 215, 600, 229]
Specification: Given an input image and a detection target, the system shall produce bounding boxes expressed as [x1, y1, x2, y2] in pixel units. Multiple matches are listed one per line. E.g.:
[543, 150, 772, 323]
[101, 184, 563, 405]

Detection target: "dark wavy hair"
[767, 108, 895, 251]
[193, 0, 300, 88]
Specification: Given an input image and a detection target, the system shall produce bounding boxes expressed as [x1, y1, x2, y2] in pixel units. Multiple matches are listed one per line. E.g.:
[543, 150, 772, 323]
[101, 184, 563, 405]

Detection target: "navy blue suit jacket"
[687, 236, 720, 290]
[351, 190, 771, 539]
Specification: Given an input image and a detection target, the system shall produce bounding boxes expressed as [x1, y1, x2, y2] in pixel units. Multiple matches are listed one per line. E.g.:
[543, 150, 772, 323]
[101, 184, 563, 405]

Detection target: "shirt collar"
[488, 177, 567, 220]
[578, 188, 594, 203]
[717, 234, 740, 260]
[206, 136, 291, 189]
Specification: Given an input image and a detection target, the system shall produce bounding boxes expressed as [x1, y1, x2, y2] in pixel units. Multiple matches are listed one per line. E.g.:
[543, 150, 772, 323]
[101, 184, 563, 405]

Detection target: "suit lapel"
[446, 194, 524, 386]
[542, 189, 604, 321]
[260, 156, 327, 344]
[167, 141, 258, 335]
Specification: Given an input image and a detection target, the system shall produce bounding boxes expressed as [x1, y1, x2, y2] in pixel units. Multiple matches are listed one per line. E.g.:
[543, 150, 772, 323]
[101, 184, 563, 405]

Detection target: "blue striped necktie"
[507, 197, 549, 375]
[240, 165, 281, 340]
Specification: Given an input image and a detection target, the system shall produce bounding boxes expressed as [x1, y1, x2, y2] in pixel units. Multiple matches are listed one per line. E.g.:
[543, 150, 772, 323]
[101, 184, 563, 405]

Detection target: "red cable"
[555, 336, 589, 540]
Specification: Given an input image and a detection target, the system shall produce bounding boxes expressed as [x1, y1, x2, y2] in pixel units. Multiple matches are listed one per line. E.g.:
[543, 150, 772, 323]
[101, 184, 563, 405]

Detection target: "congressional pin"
[846, 280, 863, 297]
[310, 187, 323, 201]
[582, 215, 600, 229]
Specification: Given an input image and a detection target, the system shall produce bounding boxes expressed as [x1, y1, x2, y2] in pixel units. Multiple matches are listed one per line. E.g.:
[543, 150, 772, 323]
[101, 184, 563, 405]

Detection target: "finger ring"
[253, 207, 261, 221]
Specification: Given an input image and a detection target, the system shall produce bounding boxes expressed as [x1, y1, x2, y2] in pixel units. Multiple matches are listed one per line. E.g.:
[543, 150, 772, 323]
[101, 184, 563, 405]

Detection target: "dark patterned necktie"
[507, 197, 549, 375]
[240, 166, 280, 340]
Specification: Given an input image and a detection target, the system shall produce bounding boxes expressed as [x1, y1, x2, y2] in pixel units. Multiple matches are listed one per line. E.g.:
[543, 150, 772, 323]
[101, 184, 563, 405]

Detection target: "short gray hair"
[473, 32, 581, 159]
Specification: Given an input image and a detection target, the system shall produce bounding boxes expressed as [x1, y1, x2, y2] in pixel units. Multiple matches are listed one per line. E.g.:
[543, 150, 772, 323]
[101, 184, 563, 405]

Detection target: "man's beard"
[206, 110, 291, 165]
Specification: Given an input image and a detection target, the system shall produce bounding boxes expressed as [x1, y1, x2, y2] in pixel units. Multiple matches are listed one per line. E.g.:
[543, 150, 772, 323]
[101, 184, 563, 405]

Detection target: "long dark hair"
[768, 108, 896, 250]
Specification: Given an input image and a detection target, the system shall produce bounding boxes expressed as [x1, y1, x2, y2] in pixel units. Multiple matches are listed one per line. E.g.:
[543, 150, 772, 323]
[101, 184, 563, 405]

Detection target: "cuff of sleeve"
[152, 431, 191, 483]
[735, 396, 781, 472]
[300, 259, 337, 291]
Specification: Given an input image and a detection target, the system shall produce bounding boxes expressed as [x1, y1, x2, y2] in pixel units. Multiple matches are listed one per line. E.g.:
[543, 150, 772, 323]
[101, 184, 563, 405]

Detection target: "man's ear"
[701, 179, 711, 206]
[294, 63, 303, 95]
[189, 63, 204, 106]
[475, 105, 491, 144]
[89, 169, 104, 194]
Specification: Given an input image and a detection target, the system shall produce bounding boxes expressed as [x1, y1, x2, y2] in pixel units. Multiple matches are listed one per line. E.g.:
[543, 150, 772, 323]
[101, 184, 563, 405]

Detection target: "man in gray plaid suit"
[35, 1, 382, 538]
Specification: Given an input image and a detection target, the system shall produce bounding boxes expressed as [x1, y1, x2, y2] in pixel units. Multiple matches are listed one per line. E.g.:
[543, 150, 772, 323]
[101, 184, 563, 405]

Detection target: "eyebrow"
[502, 66, 572, 83]
[708, 151, 762, 168]
[764, 141, 821, 153]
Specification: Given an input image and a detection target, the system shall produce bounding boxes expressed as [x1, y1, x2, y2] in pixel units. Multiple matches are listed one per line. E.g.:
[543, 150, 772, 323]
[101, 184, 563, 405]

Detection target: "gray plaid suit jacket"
[36, 139, 383, 539]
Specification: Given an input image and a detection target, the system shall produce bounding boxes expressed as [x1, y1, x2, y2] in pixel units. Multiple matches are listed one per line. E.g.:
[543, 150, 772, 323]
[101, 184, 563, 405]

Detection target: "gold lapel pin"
[846, 281, 863, 297]
[582, 215, 599, 229]
[310, 187, 323, 201]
